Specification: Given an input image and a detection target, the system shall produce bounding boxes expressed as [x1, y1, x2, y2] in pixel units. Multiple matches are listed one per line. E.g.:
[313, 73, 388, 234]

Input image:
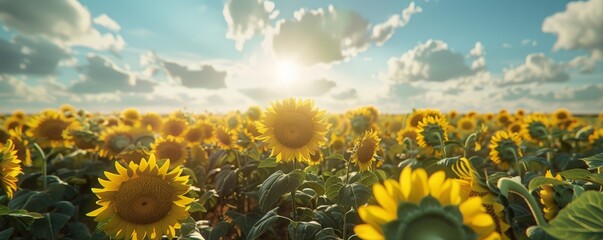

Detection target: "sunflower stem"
[436, 133, 447, 158]
[32, 143, 47, 191]
[342, 208, 348, 240]
[292, 158, 298, 221]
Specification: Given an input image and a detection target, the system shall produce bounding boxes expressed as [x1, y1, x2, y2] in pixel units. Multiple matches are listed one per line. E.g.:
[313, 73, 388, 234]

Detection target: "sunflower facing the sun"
[257, 98, 330, 163]
[26, 110, 81, 148]
[351, 130, 381, 172]
[0, 140, 22, 199]
[87, 154, 194, 240]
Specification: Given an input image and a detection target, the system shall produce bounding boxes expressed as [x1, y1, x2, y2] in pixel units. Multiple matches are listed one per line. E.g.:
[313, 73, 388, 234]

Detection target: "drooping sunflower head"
[0, 140, 22, 199]
[355, 167, 499, 240]
[521, 115, 550, 143]
[26, 110, 81, 148]
[351, 130, 381, 172]
[488, 130, 523, 170]
[87, 154, 194, 240]
[70, 129, 101, 151]
[215, 125, 236, 149]
[347, 107, 374, 135]
[245, 106, 263, 121]
[416, 116, 449, 148]
[99, 125, 138, 159]
[161, 116, 188, 137]
[257, 98, 330, 162]
[140, 112, 163, 131]
[151, 136, 188, 166]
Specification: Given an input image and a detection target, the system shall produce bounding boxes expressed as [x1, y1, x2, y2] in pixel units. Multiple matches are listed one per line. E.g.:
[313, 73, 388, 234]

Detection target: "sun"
[275, 60, 299, 84]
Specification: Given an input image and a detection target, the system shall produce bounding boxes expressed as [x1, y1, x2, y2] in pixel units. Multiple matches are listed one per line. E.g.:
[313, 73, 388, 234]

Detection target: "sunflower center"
[556, 112, 567, 120]
[461, 121, 473, 130]
[186, 128, 203, 142]
[114, 176, 174, 224]
[357, 139, 376, 163]
[217, 129, 233, 146]
[274, 112, 314, 148]
[39, 119, 67, 140]
[156, 142, 184, 163]
[164, 121, 186, 136]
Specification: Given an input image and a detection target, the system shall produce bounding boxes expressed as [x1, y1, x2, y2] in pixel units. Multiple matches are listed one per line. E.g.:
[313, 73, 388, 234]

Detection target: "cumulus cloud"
[93, 14, 121, 32]
[469, 41, 486, 72]
[501, 53, 569, 85]
[71, 55, 156, 93]
[223, 0, 276, 51]
[567, 55, 597, 74]
[0, 0, 125, 52]
[385, 40, 473, 82]
[331, 88, 358, 100]
[0, 36, 69, 75]
[499, 84, 603, 104]
[542, 0, 603, 58]
[270, 3, 420, 65]
[162, 61, 227, 89]
[371, 2, 422, 46]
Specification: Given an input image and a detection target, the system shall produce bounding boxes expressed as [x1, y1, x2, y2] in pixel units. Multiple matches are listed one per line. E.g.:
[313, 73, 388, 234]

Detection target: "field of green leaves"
[1, 98, 603, 240]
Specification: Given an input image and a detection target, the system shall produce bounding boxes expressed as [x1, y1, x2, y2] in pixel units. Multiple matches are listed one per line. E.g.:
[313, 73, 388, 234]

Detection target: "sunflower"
[215, 126, 237, 150]
[0, 140, 22, 198]
[552, 108, 571, 126]
[7, 127, 31, 167]
[348, 107, 374, 135]
[245, 106, 263, 121]
[308, 150, 322, 166]
[453, 157, 511, 239]
[11, 110, 26, 120]
[184, 123, 204, 144]
[151, 136, 188, 166]
[354, 167, 499, 240]
[396, 127, 418, 144]
[99, 125, 139, 159]
[351, 130, 381, 172]
[117, 145, 151, 165]
[406, 109, 442, 129]
[4, 116, 24, 131]
[521, 115, 550, 143]
[122, 108, 141, 122]
[386, 120, 404, 135]
[161, 116, 188, 137]
[197, 121, 216, 144]
[257, 98, 330, 162]
[507, 121, 522, 134]
[70, 129, 101, 151]
[488, 131, 523, 170]
[495, 113, 513, 127]
[515, 109, 526, 118]
[329, 132, 346, 153]
[104, 116, 120, 127]
[87, 154, 194, 240]
[539, 170, 562, 220]
[449, 110, 458, 119]
[416, 116, 449, 149]
[224, 112, 242, 130]
[27, 110, 81, 148]
[589, 129, 603, 145]
[243, 121, 261, 142]
[458, 117, 476, 133]
[140, 112, 163, 131]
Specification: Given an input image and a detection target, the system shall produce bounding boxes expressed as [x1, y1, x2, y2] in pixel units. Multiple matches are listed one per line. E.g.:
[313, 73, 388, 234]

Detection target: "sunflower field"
[1, 99, 603, 240]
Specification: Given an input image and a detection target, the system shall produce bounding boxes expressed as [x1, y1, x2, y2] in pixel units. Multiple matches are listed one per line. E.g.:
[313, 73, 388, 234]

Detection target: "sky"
[0, 0, 602, 114]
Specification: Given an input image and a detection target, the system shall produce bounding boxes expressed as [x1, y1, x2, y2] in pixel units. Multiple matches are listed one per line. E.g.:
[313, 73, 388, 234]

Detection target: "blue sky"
[0, 0, 601, 114]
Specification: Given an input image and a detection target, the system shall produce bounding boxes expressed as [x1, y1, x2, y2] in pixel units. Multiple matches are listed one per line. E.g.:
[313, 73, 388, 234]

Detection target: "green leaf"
[558, 169, 603, 185]
[67, 222, 91, 239]
[528, 176, 569, 192]
[325, 176, 344, 203]
[189, 201, 206, 213]
[258, 170, 306, 211]
[227, 211, 261, 238]
[209, 221, 231, 240]
[338, 183, 371, 209]
[31, 201, 75, 240]
[580, 153, 603, 170]
[315, 228, 342, 240]
[300, 181, 325, 196]
[258, 158, 277, 168]
[350, 171, 379, 187]
[526, 226, 556, 240]
[288, 221, 322, 240]
[325, 154, 345, 162]
[497, 177, 547, 226]
[180, 216, 197, 236]
[247, 208, 281, 240]
[214, 166, 238, 197]
[0, 227, 13, 240]
[541, 191, 603, 239]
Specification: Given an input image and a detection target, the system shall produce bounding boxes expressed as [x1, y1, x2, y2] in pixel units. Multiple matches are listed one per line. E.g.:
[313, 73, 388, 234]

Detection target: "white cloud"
[521, 39, 537, 47]
[542, 0, 603, 59]
[331, 88, 358, 100]
[93, 14, 121, 32]
[501, 53, 569, 85]
[502, 43, 512, 49]
[566, 55, 597, 74]
[469, 41, 486, 72]
[223, 0, 276, 51]
[385, 39, 473, 82]
[371, 2, 422, 46]
[162, 61, 227, 89]
[0, 0, 125, 52]
[71, 55, 156, 93]
[0, 36, 69, 75]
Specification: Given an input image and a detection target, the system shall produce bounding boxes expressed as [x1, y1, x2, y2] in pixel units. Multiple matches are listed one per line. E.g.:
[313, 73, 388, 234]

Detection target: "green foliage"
[542, 191, 603, 239]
